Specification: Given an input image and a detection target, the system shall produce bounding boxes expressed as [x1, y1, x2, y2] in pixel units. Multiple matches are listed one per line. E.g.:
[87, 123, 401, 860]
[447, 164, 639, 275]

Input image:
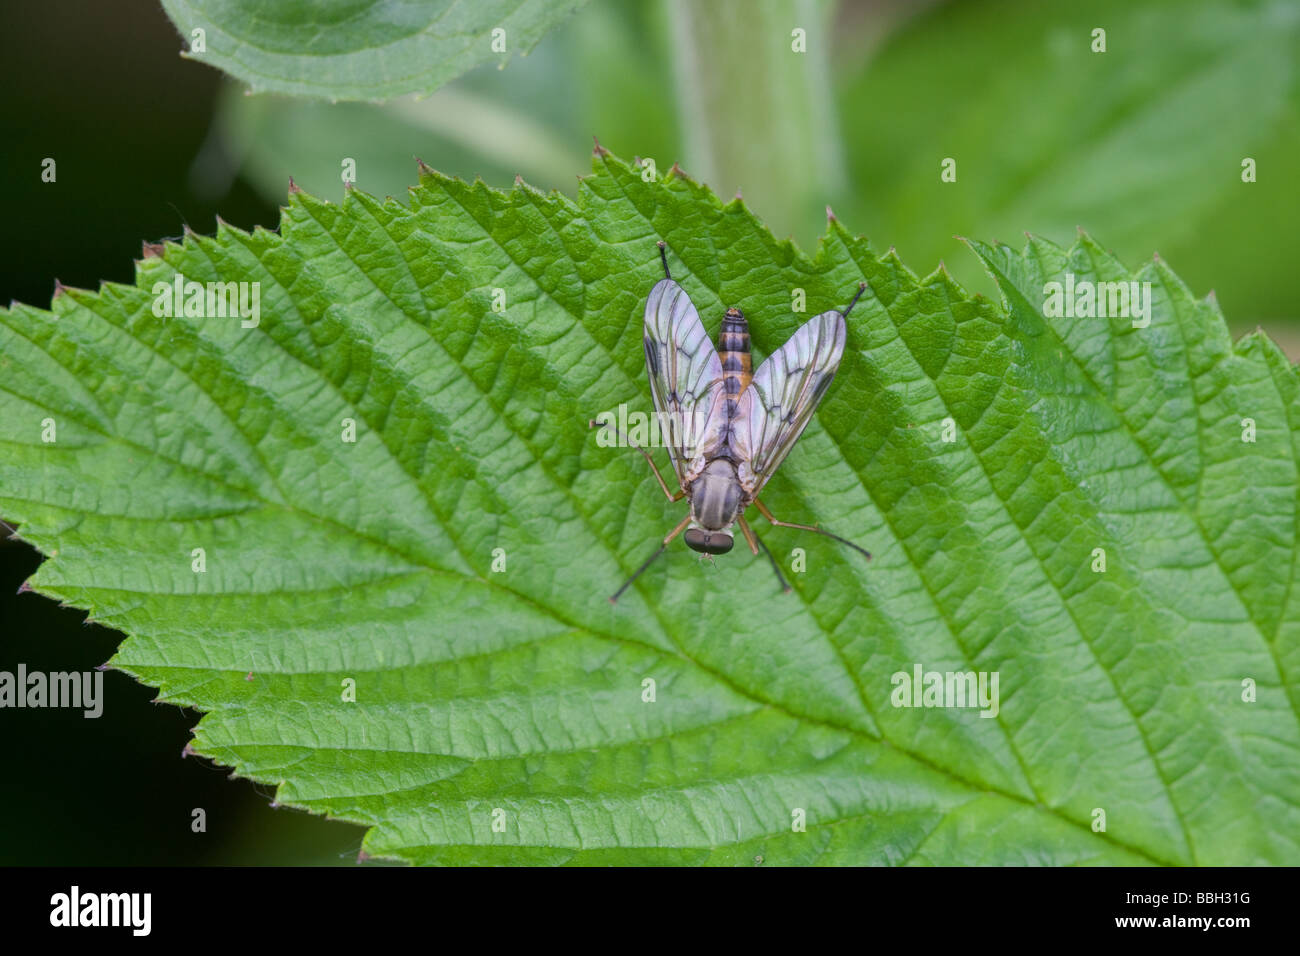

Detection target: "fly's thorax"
[718, 307, 752, 410]
[691, 458, 744, 531]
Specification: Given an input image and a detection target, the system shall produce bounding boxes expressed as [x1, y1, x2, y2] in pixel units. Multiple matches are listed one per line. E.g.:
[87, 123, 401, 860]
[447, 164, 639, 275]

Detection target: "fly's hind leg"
[842, 281, 868, 319]
[753, 498, 872, 561]
[588, 417, 685, 503]
[738, 514, 792, 593]
[657, 241, 671, 280]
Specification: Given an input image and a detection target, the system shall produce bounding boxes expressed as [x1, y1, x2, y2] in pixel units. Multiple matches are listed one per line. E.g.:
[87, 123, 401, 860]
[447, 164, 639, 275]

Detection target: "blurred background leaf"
[837, 0, 1300, 330]
[207, 0, 1299, 347]
[206, 1, 678, 203]
[159, 0, 593, 100]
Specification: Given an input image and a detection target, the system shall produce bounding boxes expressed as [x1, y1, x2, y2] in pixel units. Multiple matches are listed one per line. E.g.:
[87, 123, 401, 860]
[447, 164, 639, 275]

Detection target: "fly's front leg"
[738, 513, 792, 593]
[610, 512, 693, 603]
[736, 514, 760, 555]
[588, 417, 685, 502]
[753, 497, 872, 561]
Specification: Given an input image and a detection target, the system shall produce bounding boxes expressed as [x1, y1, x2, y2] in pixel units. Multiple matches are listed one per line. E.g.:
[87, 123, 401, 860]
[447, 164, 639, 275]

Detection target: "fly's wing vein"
[643, 278, 727, 484]
[732, 309, 847, 496]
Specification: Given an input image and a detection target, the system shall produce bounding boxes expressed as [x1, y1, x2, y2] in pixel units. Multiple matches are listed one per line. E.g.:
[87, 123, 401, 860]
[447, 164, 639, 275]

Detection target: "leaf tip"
[16, 579, 32, 595]
[592, 135, 609, 157]
[139, 241, 166, 260]
[825, 205, 837, 222]
[287, 176, 302, 195]
[181, 741, 196, 758]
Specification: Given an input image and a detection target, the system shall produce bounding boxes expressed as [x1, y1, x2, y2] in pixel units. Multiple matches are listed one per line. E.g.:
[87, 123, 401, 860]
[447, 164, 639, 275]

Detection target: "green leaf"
[3, 152, 1297, 864]
[160, 0, 591, 100]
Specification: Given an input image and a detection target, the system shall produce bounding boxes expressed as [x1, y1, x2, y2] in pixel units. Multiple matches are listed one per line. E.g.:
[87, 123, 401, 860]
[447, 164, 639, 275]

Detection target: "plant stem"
[666, 0, 845, 244]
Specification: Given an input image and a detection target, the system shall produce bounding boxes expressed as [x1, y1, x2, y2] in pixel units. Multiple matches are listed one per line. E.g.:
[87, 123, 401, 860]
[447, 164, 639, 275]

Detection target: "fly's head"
[684, 524, 734, 555]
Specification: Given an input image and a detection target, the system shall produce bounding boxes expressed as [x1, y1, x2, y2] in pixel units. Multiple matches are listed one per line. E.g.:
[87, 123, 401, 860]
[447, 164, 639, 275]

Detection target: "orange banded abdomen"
[719, 307, 752, 408]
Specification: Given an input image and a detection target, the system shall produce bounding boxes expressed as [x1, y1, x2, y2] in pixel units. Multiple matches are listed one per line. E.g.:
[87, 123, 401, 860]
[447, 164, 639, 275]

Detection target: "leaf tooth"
[668, 161, 693, 182]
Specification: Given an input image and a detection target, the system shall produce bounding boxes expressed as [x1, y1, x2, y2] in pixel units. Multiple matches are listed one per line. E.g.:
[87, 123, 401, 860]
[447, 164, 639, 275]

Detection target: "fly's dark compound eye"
[685, 528, 734, 555]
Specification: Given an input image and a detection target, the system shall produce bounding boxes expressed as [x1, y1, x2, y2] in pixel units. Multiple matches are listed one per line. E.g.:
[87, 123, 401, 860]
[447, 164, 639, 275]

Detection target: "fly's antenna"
[843, 281, 867, 319]
[657, 241, 671, 280]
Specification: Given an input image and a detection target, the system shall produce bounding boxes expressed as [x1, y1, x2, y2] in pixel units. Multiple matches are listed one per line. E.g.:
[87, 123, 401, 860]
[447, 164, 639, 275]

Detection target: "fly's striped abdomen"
[718, 307, 752, 415]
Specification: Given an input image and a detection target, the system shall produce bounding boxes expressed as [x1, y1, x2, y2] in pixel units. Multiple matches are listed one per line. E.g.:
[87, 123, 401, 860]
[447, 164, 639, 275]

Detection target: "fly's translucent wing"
[731, 309, 847, 497]
[643, 278, 728, 483]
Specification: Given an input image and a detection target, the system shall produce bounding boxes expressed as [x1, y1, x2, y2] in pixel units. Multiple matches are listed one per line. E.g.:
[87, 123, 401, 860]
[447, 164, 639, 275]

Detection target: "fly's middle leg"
[588, 417, 685, 502]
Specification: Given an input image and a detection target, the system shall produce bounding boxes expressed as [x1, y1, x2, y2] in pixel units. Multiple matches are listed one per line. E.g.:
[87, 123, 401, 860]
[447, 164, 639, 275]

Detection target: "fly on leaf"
[591, 242, 871, 602]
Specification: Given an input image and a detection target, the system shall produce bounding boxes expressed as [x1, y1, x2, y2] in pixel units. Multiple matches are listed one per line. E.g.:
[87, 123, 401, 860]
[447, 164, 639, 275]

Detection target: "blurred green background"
[2, 0, 1296, 864]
